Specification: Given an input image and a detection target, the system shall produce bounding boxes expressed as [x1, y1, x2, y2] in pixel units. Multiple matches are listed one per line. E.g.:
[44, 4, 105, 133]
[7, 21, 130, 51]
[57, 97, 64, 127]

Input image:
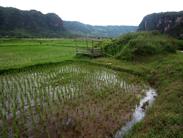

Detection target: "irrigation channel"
[0, 62, 157, 138]
[114, 88, 157, 138]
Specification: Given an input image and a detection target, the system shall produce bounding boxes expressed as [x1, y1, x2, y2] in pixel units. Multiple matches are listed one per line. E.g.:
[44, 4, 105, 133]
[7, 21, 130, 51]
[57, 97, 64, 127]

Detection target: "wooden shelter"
[76, 47, 103, 57]
[75, 39, 103, 58]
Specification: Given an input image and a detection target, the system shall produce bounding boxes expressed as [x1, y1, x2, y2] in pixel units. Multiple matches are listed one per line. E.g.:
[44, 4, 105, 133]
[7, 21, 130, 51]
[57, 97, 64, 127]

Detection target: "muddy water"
[114, 88, 157, 138]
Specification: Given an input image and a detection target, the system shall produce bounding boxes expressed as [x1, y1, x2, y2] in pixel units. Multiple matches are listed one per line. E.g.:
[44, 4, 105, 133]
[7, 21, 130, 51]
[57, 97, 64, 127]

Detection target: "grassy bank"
[124, 53, 183, 138]
[90, 52, 183, 137]
[91, 32, 183, 137]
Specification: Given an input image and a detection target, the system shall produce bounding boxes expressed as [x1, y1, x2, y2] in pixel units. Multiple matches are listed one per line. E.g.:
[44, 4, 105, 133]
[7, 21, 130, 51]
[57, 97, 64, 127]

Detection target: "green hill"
[63, 21, 137, 37]
[0, 6, 67, 37]
[0, 6, 137, 38]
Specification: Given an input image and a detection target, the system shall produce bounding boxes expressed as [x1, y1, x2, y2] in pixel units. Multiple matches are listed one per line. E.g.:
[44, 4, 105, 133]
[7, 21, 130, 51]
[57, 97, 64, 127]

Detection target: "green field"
[0, 36, 183, 138]
[0, 38, 96, 70]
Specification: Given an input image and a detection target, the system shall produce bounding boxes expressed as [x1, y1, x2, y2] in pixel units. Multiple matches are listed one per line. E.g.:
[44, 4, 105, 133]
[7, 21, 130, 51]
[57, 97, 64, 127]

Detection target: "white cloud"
[0, 0, 182, 25]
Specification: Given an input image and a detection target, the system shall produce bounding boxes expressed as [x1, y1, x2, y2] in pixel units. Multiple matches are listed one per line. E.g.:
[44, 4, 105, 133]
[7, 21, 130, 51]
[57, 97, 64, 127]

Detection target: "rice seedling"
[0, 62, 148, 137]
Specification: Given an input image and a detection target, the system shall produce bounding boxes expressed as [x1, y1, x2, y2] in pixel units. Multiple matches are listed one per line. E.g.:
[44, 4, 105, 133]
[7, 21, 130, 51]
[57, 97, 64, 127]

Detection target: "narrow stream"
[114, 88, 157, 138]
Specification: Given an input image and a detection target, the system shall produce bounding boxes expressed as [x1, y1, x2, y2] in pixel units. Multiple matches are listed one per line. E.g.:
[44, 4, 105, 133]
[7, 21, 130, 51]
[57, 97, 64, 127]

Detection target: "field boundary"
[0, 60, 143, 77]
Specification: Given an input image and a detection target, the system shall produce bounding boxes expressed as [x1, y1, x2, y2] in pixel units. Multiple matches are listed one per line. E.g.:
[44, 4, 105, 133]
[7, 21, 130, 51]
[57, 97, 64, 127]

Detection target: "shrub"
[175, 40, 183, 50]
[103, 31, 177, 61]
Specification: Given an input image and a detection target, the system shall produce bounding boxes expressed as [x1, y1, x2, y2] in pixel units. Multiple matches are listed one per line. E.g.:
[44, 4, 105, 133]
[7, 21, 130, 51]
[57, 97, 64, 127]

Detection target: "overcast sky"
[0, 0, 182, 26]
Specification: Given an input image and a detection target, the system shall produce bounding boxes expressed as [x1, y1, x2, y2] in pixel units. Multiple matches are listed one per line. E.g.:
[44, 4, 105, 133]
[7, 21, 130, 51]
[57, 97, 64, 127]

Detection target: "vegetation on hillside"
[0, 6, 137, 38]
[103, 31, 179, 60]
[0, 6, 67, 37]
[63, 21, 137, 38]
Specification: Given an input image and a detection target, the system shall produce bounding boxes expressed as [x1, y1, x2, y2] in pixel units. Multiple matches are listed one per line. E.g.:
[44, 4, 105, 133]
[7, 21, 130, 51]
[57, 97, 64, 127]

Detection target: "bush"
[103, 32, 177, 61]
[175, 40, 183, 50]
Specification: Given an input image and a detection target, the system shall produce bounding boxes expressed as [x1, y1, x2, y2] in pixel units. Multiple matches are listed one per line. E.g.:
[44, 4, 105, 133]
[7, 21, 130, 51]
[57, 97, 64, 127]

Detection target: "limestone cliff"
[138, 11, 183, 39]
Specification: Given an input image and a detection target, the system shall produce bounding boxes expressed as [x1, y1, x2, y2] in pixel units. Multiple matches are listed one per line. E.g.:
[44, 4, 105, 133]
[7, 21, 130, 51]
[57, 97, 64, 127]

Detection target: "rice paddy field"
[0, 38, 96, 70]
[0, 38, 149, 137]
[2, 38, 181, 138]
[0, 61, 149, 137]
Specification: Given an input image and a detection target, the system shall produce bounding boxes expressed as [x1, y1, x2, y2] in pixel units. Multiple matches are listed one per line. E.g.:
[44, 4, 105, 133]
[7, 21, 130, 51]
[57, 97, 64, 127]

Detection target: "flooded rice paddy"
[0, 62, 155, 138]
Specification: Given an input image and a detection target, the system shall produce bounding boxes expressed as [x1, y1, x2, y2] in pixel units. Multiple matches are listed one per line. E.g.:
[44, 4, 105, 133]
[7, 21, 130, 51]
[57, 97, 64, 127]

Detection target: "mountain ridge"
[0, 6, 137, 38]
[63, 21, 137, 37]
[0, 6, 66, 37]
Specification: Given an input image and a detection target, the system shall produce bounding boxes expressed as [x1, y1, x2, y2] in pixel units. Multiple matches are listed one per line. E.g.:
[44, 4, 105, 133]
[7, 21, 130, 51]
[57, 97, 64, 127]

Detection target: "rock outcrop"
[138, 11, 183, 39]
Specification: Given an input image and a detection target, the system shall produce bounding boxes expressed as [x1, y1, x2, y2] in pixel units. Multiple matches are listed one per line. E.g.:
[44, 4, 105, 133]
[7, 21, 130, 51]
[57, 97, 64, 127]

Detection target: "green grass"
[123, 54, 183, 138]
[89, 52, 183, 138]
[0, 38, 95, 70]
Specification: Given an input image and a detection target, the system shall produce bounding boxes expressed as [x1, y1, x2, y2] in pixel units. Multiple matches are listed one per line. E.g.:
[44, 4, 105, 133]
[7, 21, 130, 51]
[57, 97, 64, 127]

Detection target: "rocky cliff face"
[138, 11, 183, 39]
